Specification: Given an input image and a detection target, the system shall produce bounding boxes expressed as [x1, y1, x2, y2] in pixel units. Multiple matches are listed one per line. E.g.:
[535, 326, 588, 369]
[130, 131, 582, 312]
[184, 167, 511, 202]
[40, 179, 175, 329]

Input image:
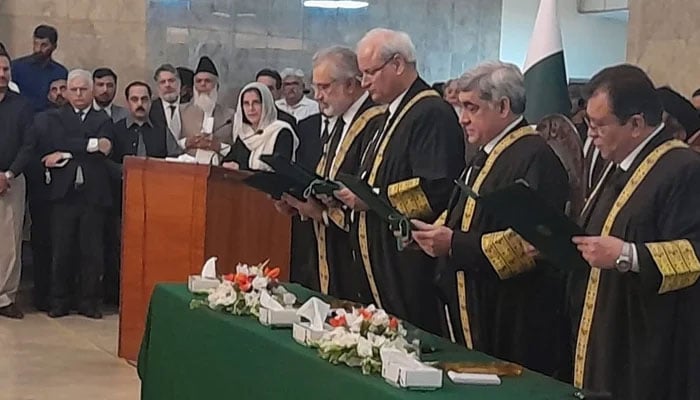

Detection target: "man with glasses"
[562, 64, 700, 400]
[276, 68, 319, 122]
[276, 46, 385, 302]
[334, 28, 465, 334]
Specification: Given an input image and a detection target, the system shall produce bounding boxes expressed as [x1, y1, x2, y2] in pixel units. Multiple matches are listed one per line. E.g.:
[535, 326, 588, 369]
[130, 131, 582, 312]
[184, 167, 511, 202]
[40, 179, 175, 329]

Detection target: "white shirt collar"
[619, 123, 665, 171]
[93, 100, 112, 113]
[388, 87, 410, 117]
[341, 92, 368, 126]
[483, 116, 524, 154]
[74, 106, 92, 116]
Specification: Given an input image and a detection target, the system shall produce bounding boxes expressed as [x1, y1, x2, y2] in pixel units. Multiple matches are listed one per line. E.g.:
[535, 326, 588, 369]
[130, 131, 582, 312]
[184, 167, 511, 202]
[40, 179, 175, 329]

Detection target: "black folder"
[456, 180, 590, 270]
[260, 154, 341, 197]
[241, 171, 306, 201]
[335, 173, 413, 250]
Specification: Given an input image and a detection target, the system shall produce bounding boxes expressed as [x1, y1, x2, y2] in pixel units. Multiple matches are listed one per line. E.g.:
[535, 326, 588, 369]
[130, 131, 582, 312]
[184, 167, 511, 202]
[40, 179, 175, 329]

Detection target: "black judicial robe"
[352, 78, 465, 333]
[570, 129, 700, 400]
[438, 121, 570, 376]
[314, 98, 384, 303]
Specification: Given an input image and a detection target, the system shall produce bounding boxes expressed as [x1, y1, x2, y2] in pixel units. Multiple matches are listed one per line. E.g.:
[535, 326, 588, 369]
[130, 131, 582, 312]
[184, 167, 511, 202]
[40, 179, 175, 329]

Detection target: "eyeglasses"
[361, 53, 398, 79]
[311, 80, 337, 94]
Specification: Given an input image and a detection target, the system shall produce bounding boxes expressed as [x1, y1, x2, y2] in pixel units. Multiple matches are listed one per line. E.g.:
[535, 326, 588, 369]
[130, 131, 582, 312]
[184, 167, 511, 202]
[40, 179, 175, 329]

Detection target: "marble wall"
[147, 0, 503, 107]
[627, 0, 700, 96]
[0, 0, 149, 106]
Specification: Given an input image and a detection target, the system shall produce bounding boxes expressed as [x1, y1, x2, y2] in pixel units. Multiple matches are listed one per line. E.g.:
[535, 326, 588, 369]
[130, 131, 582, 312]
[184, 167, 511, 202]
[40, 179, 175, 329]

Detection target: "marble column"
[627, 0, 700, 96]
[0, 0, 149, 106]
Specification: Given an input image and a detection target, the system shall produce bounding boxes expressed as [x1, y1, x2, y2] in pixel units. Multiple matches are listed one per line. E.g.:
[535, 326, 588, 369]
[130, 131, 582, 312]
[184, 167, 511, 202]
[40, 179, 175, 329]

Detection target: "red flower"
[329, 315, 347, 328]
[239, 281, 252, 293]
[389, 317, 399, 330]
[234, 273, 248, 287]
[359, 308, 373, 320]
[263, 266, 281, 280]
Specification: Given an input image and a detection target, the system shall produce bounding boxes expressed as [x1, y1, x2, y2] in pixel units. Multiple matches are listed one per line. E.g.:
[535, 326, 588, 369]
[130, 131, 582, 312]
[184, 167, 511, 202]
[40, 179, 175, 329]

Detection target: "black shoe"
[48, 308, 70, 318]
[78, 306, 102, 319]
[0, 303, 24, 319]
[34, 301, 49, 312]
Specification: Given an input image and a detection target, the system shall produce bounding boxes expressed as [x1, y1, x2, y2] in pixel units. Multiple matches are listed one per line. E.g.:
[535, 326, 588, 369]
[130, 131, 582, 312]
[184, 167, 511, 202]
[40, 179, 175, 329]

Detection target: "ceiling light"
[303, 1, 369, 9]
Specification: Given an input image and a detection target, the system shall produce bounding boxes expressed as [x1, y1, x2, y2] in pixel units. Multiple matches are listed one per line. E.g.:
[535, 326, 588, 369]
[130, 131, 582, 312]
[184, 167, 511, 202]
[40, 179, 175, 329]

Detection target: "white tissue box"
[187, 275, 220, 293]
[259, 308, 299, 327]
[447, 371, 501, 385]
[292, 322, 326, 346]
[382, 362, 443, 390]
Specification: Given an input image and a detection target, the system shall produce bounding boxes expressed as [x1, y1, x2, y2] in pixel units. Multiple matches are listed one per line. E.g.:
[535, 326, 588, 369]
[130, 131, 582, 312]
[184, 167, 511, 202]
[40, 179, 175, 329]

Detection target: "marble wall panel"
[147, 0, 503, 108]
[627, 0, 700, 96]
[0, 0, 148, 106]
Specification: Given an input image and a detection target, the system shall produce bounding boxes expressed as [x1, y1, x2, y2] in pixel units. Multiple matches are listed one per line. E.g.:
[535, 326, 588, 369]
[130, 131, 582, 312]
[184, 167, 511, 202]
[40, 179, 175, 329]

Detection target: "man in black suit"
[40, 69, 114, 319]
[103, 81, 167, 304]
[150, 64, 183, 156]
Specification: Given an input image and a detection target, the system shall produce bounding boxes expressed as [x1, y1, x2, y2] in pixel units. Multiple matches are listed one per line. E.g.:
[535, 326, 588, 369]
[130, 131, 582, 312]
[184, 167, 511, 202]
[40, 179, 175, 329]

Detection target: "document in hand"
[259, 153, 340, 197]
[455, 179, 590, 270]
[335, 173, 413, 251]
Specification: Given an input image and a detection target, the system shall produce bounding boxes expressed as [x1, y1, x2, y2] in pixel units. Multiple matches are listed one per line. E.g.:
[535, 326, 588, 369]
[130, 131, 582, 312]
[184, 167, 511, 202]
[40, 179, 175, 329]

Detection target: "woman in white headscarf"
[222, 82, 298, 171]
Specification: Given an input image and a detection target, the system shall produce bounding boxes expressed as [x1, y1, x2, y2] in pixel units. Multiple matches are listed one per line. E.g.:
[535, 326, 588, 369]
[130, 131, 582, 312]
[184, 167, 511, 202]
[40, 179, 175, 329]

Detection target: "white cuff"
[87, 138, 99, 152]
[4, 171, 14, 180]
[630, 243, 640, 273]
[61, 152, 73, 160]
[220, 143, 231, 157]
[177, 137, 187, 149]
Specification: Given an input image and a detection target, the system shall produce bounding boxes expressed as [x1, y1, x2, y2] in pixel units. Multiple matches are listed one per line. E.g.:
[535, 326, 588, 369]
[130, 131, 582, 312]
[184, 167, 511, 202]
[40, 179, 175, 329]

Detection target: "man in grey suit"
[179, 56, 234, 162]
[92, 68, 128, 122]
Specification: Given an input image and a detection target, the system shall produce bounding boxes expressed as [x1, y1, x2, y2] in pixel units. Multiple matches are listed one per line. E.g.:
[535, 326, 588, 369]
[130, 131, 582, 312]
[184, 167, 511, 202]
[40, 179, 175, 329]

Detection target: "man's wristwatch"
[615, 242, 633, 273]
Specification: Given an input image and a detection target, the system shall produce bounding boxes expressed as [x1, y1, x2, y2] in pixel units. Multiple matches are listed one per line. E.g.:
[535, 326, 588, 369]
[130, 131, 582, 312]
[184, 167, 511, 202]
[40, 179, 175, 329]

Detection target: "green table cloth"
[138, 283, 574, 400]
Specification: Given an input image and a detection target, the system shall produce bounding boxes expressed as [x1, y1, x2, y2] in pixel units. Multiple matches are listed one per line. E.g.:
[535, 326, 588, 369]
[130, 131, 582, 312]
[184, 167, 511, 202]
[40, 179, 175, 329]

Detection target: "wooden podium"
[118, 157, 291, 361]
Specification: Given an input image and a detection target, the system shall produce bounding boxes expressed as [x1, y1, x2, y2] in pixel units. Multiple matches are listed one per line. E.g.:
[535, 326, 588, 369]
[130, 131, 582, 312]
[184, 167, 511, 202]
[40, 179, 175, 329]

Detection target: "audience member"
[255, 68, 298, 131]
[150, 64, 184, 156]
[276, 68, 319, 121]
[47, 78, 67, 108]
[177, 66, 194, 104]
[692, 88, 700, 111]
[92, 68, 128, 122]
[10, 25, 68, 111]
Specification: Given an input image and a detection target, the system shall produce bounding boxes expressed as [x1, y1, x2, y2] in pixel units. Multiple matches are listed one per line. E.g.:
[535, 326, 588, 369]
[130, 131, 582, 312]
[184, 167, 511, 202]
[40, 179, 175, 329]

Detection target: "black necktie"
[169, 105, 176, 120]
[76, 109, 86, 122]
[359, 111, 391, 176]
[466, 149, 488, 186]
[323, 118, 346, 177]
[320, 118, 331, 144]
[581, 165, 626, 230]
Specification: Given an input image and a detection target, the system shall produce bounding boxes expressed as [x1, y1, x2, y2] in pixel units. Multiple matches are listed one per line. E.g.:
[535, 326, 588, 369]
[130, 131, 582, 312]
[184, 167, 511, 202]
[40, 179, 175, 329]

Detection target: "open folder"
[259, 154, 341, 197]
[335, 173, 413, 251]
[455, 179, 590, 270]
[238, 170, 307, 201]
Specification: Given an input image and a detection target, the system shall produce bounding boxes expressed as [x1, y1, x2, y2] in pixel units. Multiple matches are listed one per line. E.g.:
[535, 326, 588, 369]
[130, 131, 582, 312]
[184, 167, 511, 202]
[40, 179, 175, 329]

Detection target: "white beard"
[193, 88, 218, 115]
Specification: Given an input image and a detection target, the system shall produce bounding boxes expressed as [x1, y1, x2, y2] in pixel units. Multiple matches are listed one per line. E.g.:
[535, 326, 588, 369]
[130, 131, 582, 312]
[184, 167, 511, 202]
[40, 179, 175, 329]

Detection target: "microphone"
[210, 118, 233, 134]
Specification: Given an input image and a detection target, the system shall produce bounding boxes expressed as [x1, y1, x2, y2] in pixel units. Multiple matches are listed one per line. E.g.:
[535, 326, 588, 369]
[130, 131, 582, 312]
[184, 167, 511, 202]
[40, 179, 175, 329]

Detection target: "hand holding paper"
[334, 188, 369, 211]
[410, 220, 453, 258]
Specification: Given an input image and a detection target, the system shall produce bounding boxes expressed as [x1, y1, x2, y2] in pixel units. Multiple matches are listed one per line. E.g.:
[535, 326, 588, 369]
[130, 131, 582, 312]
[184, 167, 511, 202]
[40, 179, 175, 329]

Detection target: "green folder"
[260, 154, 341, 197]
[455, 179, 590, 270]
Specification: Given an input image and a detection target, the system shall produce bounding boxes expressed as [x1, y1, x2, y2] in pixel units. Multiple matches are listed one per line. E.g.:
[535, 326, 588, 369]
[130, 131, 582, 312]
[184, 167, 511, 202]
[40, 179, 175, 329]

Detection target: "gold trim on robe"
[358, 90, 440, 308]
[573, 139, 687, 389]
[387, 178, 433, 219]
[434, 210, 448, 226]
[646, 240, 700, 294]
[481, 229, 536, 280]
[455, 125, 537, 348]
[314, 105, 386, 295]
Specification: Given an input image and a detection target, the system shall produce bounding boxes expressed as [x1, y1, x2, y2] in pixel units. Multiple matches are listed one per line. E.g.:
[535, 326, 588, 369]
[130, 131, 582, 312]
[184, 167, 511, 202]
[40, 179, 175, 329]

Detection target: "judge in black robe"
[411, 61, 569, 376]
[338, 37, 465, 333]
[286, 91, 385, 302]
[567, 65, 700, 400]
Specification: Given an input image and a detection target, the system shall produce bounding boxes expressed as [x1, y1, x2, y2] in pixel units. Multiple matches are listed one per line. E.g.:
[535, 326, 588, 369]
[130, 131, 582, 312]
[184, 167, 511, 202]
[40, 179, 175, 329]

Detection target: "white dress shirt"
[93, 100, 113, 118]
[276, 96, 320, 121]
[161, 98, 182, 140]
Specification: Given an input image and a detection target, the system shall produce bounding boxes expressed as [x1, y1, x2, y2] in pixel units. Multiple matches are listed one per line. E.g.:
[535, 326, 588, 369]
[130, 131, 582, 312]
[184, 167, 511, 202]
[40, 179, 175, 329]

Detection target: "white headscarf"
[232, 82, 298, 171]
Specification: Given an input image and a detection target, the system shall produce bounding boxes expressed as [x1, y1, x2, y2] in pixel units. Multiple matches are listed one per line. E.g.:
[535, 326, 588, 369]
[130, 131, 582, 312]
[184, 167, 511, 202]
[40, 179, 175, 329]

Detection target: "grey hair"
[312, 46, 361, 81]
[153, 64, 179, 82]
[67, 69, 93, 88]
[357, 28, 417, 64]
[280, 68, 304, 80]
[458, 61, 526, 114]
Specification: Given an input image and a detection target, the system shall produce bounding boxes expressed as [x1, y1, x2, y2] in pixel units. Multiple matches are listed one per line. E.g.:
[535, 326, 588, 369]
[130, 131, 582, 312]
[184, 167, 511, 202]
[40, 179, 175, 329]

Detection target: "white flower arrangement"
[312, 305, 414, 375]
[190, 262, 294, 317]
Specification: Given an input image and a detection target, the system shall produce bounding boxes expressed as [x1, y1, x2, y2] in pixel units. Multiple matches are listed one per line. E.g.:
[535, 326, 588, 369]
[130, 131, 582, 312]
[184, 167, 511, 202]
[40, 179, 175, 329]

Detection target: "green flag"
[523, 0, 570, 123]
